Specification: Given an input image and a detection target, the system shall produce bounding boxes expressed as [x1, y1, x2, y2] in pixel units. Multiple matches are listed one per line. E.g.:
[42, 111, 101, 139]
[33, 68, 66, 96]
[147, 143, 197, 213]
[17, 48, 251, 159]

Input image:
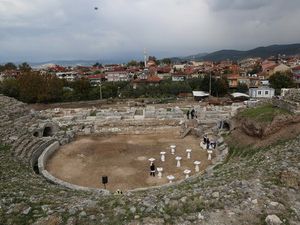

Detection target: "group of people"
[186, 108, 197, 120]
[203, 135, 217, 150]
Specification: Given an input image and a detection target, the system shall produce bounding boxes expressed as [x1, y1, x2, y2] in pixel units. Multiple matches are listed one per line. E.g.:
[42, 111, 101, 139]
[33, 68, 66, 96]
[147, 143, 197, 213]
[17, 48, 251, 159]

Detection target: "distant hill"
[203, 44, 300, 62]
[169, 53, 208, 63]
[22, 43, 300, 67]
[174, 43, 300, 62]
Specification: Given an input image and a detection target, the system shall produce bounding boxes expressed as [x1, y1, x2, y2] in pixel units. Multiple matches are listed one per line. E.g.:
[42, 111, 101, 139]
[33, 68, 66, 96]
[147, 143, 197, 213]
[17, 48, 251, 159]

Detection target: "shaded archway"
[219, 120, 231, 131]
[43, 127, 53, 137]
[33, 131, 39, 137]
[223, 121, 230, 131]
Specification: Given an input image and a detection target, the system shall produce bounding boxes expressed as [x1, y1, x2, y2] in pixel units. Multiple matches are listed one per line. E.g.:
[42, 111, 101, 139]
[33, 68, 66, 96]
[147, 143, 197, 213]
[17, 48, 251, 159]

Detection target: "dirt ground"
[46, 131, 212, 192]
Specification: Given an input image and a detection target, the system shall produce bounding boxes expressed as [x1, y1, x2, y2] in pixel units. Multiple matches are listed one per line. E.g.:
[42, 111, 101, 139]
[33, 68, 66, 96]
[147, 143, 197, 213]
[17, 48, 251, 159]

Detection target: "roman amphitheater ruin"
[0, 94, 244, 193]
[1, 89, 300, 224]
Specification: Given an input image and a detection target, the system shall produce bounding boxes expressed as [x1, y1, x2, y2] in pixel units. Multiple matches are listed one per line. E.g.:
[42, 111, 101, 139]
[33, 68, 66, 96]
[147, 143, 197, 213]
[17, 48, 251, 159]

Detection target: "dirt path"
[46, 132, 212, 192]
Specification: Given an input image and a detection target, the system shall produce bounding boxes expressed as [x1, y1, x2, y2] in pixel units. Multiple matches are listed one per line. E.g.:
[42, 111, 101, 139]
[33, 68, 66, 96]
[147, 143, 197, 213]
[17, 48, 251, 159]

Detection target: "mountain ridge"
[11, 43, 300, 66]
[185, 43, 300, 62]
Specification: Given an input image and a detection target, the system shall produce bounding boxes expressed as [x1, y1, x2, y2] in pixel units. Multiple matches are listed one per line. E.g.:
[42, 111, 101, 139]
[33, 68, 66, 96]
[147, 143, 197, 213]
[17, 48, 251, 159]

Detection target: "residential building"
[87, 74, 106, 86]
[105, 71, 130, 82]
[227, 74, 240, 88]
[173, 64, 186, 72]
[55, 72, 78, 81]
[273, 64, 291, 74]
[249, 87, 275, 98]
[132, 75, 162, 89]
[171, 73, 186, 82]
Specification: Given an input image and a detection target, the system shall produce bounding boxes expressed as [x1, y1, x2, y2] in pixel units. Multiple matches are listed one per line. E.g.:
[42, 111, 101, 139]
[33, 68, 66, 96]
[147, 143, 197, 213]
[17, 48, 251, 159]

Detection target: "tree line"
[0, 62, 32, 72]
[0, 71, 230, 103]
[0, 69, 296, 104]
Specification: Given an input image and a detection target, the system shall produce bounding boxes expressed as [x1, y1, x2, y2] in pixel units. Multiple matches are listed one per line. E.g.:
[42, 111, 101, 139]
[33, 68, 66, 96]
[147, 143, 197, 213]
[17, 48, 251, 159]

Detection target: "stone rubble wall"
[283, 88, 300, 103]
[273, 89, 300, 114]
[48, 104, 245, 137]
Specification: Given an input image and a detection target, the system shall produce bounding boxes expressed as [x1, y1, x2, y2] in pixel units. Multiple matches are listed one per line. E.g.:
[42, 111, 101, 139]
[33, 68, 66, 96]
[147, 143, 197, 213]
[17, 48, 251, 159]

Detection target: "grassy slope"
[239, 104, 291, 122]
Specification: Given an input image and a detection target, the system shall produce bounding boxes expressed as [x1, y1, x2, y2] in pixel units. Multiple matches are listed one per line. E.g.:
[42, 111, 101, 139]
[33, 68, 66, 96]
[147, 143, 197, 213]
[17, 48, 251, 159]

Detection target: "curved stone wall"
[38, 141, 110, 195]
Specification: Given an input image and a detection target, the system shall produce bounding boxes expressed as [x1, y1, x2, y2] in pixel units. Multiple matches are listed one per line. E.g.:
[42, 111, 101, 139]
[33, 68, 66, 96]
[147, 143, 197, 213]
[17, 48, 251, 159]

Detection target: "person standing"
[191, 109, 195, 119]
[186, 110, 190, 120]
[150, 162, 156, 177]
[203, 135, 207, 144]
[206, 138, 210, 150]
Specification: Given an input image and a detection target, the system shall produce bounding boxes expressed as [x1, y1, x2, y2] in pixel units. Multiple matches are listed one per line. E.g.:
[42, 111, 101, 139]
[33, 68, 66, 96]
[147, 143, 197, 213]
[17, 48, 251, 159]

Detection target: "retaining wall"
[38, 141, 110, 195]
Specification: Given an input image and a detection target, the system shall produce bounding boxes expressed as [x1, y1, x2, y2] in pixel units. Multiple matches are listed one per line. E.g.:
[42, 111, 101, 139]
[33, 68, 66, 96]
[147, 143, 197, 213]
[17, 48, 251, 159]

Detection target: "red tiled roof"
[157, 66, 171, 73]
[227, 74, 240, 79]
[132, 75, 162, 83]
[147, 75, 161, 82]
[87, 74, 105, 79]
[292, 66, 300, 71]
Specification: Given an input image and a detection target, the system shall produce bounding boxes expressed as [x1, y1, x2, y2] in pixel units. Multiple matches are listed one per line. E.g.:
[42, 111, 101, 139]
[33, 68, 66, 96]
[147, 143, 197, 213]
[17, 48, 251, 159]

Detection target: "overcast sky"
[1, 0, 300, 62]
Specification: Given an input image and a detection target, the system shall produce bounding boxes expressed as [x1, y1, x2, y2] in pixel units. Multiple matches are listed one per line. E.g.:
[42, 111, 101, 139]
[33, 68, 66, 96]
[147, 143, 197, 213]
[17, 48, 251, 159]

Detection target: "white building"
[56, 72, 78, 81]
[249, 87, 275, 98]
[173, 64, 186, 71]
[105, 71, 130, 82]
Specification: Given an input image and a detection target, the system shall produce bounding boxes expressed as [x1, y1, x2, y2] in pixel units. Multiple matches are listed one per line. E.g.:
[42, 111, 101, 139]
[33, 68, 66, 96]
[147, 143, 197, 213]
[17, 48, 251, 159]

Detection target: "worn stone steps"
[19, 138, 42, 159]
[24, 139, 47, 160]
[14, 137, 35, 157]
[180, 127, 192, 139]
[12, 134, 30, 152]
[28, 138, 57, 165]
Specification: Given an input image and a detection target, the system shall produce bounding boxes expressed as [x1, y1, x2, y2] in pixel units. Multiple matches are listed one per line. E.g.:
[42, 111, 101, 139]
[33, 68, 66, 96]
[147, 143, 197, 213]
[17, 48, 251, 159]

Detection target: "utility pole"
[99, 81, 102, 100]
[209, 71, 212, 95]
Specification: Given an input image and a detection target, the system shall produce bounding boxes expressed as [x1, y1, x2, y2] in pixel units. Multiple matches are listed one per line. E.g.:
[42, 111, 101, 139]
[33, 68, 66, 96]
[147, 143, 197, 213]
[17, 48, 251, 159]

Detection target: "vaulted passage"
[223, 122, 230, 131]
[43, 127, 53, 137]
[219, 121, 230, 131]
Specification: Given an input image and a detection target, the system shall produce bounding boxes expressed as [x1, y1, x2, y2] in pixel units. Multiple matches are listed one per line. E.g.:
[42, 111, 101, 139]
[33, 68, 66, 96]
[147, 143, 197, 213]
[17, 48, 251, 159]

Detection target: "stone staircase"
[12, 135, 57, 164]
[180, 127, 192, 139]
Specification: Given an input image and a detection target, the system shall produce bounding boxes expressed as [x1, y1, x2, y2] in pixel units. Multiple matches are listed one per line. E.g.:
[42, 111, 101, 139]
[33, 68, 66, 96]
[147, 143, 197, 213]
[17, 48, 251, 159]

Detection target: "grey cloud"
[207, 0, 273, 11]
[0, 0, 300, 62]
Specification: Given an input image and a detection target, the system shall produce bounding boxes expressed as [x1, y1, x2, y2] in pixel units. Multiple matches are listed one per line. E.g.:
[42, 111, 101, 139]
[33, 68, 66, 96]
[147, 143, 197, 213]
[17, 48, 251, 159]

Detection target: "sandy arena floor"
[46, 131, 212, 192]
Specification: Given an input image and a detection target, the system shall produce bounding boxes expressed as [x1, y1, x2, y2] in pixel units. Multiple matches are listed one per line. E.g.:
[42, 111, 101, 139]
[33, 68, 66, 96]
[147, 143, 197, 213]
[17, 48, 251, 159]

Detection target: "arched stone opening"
[219, 121, 231, 131]
[223, 121, 230, 131]
[33, 131, 39, 137]
[43, 127, 53, 137]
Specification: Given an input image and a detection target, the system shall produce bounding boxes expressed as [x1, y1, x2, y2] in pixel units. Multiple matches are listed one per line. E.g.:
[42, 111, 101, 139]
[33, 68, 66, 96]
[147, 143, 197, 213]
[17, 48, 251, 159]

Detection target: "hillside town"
[1, 54, 300, 103]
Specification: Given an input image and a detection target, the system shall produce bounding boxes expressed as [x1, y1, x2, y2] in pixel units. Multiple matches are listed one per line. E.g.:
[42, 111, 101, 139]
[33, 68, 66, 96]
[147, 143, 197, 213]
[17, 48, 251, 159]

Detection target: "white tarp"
[193, 91, 210, 97]
[231, 92, 250, 98]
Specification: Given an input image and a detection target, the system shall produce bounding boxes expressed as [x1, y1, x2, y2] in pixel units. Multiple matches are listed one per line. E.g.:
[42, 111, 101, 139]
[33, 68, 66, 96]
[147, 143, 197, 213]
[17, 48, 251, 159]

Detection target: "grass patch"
[224, 144, 267, 163]
[90, 111, 97, 116]
[239, 104, 291, 122]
